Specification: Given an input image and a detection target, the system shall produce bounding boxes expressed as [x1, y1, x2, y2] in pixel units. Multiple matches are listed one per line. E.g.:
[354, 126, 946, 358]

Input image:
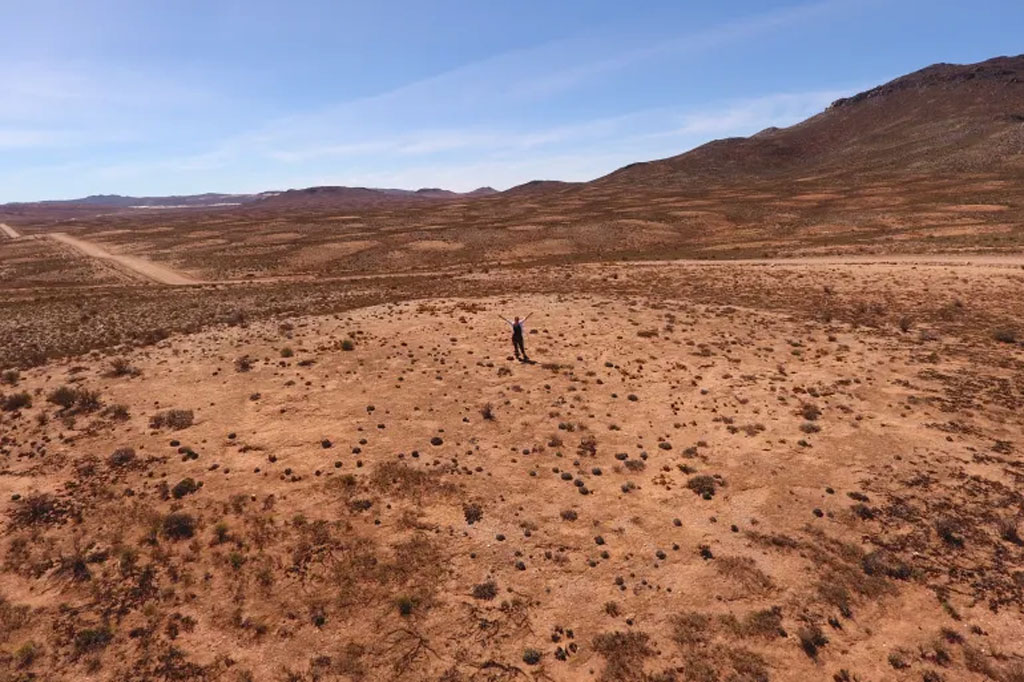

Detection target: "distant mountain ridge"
[3, 55, 1022, 213]
[594, 54, 1024, 189]
[0, 185, 499, 212]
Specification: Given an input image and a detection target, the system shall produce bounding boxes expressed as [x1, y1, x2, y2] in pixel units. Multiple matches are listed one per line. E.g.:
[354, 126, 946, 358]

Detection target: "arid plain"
[1, 56, 1024, 682]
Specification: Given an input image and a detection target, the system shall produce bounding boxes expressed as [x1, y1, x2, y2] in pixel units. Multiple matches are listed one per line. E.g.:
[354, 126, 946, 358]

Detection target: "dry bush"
[671, 612, 712, 647]
[107, 357, 140, 377]
[687, 474, 718, 498]
[471, 581, 497, 600]
[73, 625, 113, 657]
[592, 631, 654, 681]
[162, 513, 197, 540]
[102, 403, 130, 420]
[797, 623, 828, 659]
[800, 403, 821, 420]
[9, 493, 71, 527]
[150, 409, 194, 430]
[47, 385, 100, 412]
[715, 556, 775, 594]
[734, 607, 783, 639]
[935, 517, 964, 547]
[108, 447, 136, 468]
[1, 391, 31, 411]
[862, 549, 912, 579]
[171, 478, 201, 499]
[992, 326, 1018, 344]
[997, 517, 1022, 544]
[371, 461, 456, 500]
[462, 503, 483, 525]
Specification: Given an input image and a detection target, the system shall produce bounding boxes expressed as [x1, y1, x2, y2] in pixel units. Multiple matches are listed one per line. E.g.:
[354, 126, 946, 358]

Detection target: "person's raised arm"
[523, 313, 533, 322]
[498, 315, 512, 325]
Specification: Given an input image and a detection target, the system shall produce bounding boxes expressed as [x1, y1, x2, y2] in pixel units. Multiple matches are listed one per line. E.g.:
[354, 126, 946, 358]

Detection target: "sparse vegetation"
[471, 581, 497, 600]
[108, 447, 136, 467]
[150, 408, 194, 430]
[1, 391, 31, 411]
[162, 513, 197, 540]
[992, 326, 1017, 343]
[107, 357, 140, 377]
[47, 385, 100, 412]
[687, 474, 718, 499]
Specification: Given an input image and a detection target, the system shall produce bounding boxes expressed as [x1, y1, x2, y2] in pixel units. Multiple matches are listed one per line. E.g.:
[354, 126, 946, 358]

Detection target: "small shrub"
[560, 509, 578, 521]
[993, 327, 1018, 344]
[280, 347, 294, 358]
[74, 626, 112, 656]
[48, 385, 78, 409]
[463, 503, 483, 525]
[935, 517, 964, 547]
[162, 513, 197, 540]
[687, 475, 717, 499]
[13, 641, 40, 668]
[797, 624, 828, 659]
[150, 409, 194, 430]
[107, 357, 140, 377]
[592, 631, 654, 680]
[801, 403, 821, 421]
[670, 612, 711, 646]
[862, 549, 912, 579]
[577, 435, 598, 457]
[738, 607, 783, 638]
[213, 522, 230, 544]
[103, 403, 130, 420]
[108, 447, 136, 468]
[229, 552, 246, 570]
[522, 649, 542, 665]
[10, 493, 67, 526]
[997, 517, 1022, 544]
[1, 391, 32, 411]
[171, 478, 201, 499]
[341, 339, 355, 351]
[472, 581, 497, 600]
[46, 385, 100, 412]
[898, 316, 913, 333]
[480, 403, 495, 420]
[396, 596, 415, 616]
[888, 649, 910, 669]
[0, 369, 20, 386]
[800, 421, 821, 434]
[234, 355, 253, 372]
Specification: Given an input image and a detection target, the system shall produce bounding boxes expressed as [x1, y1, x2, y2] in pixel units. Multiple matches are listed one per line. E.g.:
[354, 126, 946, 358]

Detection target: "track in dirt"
[0, 223, 20, 239]
[48, 232, 199, 285]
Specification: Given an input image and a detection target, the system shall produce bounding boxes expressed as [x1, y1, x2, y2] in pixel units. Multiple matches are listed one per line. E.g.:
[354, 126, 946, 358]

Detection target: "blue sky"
[1, 0, 1021, 201]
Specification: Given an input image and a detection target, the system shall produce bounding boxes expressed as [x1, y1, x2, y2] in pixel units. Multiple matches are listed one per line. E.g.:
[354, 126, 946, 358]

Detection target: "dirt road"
[0, 223, 20, 239]
[49, 232, 199, 285]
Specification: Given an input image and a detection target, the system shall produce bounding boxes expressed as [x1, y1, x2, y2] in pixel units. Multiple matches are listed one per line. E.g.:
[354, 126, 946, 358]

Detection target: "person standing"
[500, 314, 531, 360]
